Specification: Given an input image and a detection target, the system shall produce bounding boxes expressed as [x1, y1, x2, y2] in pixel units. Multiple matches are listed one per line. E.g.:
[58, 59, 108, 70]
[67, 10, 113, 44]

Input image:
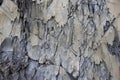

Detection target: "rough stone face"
[0, 0, 120, 80]
[45, 0, 68, 26]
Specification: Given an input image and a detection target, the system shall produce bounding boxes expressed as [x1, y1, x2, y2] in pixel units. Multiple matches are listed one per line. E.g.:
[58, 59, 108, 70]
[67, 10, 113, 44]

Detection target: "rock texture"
[0, 0, 120, 80]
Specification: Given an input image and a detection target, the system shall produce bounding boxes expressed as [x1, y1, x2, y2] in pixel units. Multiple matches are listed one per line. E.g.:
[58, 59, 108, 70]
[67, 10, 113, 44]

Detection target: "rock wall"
[0, 0, 120, 80]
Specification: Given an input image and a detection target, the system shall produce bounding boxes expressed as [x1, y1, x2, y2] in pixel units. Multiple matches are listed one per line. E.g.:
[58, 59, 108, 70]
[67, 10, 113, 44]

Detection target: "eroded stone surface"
[45, 0, 68, 26]
[0, 0, 120, 80]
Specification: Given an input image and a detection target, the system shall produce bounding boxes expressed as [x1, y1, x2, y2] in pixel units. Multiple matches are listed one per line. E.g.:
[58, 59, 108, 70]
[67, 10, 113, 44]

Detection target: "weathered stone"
[0, 0, 18, 45]
[102, 26, 115, 45]
[28, 45, 40, 60]
[0, 0, 120, 80]
[30, 33, 39, 46]
[45, 0, 68, 26]
[106, 0, 120, 17]
[1, 0, 18, 20]
[0, 37, 13, 52]
[33, 65, 59, 80]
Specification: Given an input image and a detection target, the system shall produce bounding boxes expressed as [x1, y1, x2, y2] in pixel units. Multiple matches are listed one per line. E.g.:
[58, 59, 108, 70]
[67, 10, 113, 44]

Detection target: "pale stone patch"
[92, 47, 102, 64]
[101, 27, 115, 45]
[45, 0, 68, 26]
[0, 0, 19, 44]
[1, 0, 19, 21]
[106, 0, 120, 17]
[30, 33, 39, 46]
[28, 45, 40, 60]
[72, 14, 82, 54]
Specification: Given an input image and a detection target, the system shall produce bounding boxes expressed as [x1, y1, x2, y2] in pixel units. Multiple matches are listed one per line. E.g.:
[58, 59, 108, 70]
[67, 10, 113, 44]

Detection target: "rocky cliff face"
[0, 0, 120, 80]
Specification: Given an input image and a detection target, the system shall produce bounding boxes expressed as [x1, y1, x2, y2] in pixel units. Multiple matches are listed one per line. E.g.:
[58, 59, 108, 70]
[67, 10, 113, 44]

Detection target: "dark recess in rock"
[0, 0, 3, 6]
[104, 21, 110, 33]
[107, 27, 120, 60]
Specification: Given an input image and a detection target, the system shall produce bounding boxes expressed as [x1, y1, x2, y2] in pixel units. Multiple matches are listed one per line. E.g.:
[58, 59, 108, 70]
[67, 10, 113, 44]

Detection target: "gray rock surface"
[0, 0, 120, 80]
